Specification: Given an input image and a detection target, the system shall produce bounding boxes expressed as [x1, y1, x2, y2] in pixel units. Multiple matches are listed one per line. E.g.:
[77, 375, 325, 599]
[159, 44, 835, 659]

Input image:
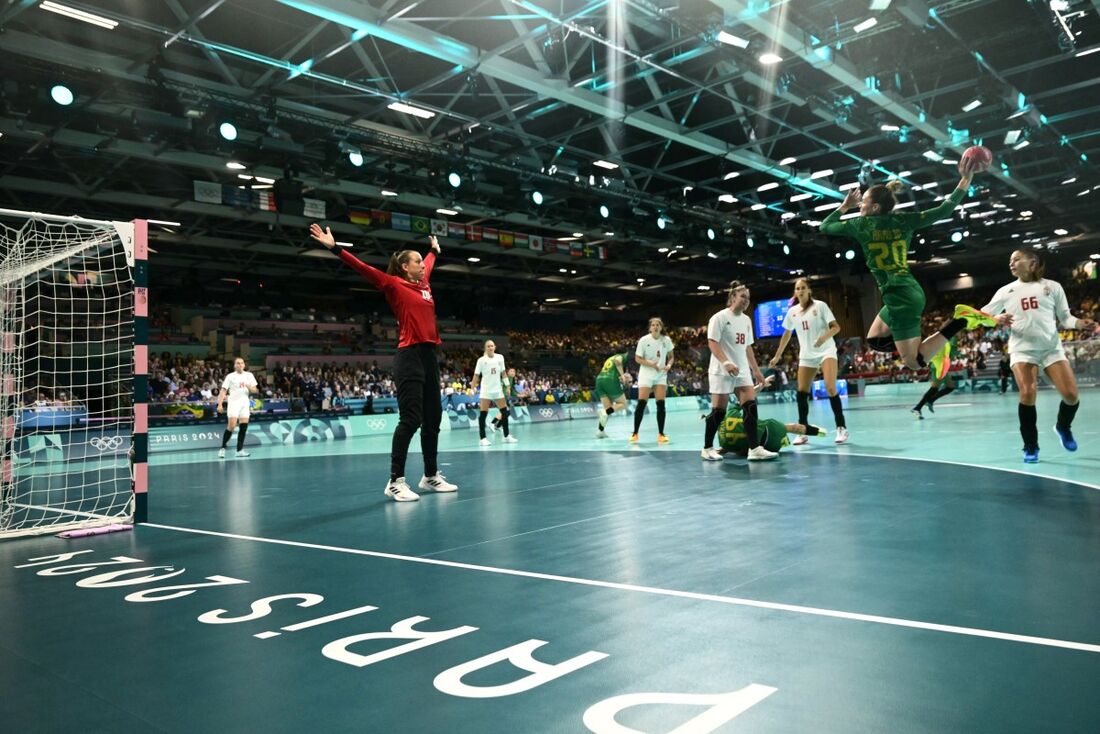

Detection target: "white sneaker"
[791, 435, 809, 446]
[700, 447, 724, 461]
[479, 437, 492, 447]
[747, 445, 778, 461]
[488, 421, 499, 433]
[502, 435, 518, 444]
[235, 450, 250, 458]
[218, 448, 226, 459]
[384, 477, 420, 502]
[419, 473, 458, 493]
[834, 427, 849, 444]
[595, 430, 609, 439]
[597, 406, 608, 423]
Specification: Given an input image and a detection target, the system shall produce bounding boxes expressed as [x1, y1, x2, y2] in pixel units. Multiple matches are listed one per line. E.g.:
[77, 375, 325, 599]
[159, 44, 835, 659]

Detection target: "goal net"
[1, 211, 139, 538]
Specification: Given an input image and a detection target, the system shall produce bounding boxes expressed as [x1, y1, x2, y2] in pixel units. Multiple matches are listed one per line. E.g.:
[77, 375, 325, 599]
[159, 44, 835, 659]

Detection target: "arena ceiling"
[1, 0, 1098, 312]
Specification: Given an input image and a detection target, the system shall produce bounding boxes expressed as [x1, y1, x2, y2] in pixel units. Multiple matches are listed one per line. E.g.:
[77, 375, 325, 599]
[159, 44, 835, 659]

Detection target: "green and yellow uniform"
[595, 352, 629, 400]
[502, 374, 517, 401]
[820, 189, 965, 340]
[718, 402, 789, 454]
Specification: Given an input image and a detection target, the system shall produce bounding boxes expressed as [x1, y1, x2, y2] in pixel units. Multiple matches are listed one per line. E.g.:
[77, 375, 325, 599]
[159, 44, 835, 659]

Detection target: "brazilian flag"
[411, 216, 430, 234]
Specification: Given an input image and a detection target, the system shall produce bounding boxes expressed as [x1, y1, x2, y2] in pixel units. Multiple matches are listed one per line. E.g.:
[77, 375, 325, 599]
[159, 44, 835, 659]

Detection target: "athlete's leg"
[821, 357, 845, 430]
[633, 384, 651, 437]
[1045, 359, 1080, 450]
[1012, 361, 1040, 455]
[653, 383, 668, 437]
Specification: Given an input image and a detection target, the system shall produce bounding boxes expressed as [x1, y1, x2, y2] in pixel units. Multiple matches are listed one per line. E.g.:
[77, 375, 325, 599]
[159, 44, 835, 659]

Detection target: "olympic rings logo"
[89, 436, 124, 451]
[538, 408, 554, 418]
[366, 419, 386, 430]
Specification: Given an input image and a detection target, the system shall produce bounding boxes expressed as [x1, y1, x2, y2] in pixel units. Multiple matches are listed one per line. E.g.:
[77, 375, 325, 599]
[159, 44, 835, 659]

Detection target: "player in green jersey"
[595, 350, 633, 437]
[718, 397, 822, 456]
[819, 159, 995, 379]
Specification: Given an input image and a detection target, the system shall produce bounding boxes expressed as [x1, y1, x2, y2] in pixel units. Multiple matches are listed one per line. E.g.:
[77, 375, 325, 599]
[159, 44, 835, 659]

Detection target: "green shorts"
[595, 374, 624, 401]
[878, 277, 926, 341]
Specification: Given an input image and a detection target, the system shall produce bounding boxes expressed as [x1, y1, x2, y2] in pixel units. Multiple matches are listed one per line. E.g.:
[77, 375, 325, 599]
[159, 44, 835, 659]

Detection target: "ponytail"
[387, 249, 417, 277]
[866, 180, 906, 214]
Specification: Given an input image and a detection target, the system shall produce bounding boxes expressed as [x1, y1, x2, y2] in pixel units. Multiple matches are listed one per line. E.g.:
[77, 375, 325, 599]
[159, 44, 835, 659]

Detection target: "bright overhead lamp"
[790, 193, 812, 202]
[447, 171, 462, 188]
[746, 236, 755, 248]
[716, 30, 750, 48]
[722, 171, 740, 180]
[387, 101, 435, 119]
[697, 285, 711, 291]
[436, 208, 458, 216]
[255, 176, 275, 184]
[778, 157, 797, 166]
[813, 203, 836, 212]
[225, 161, 246, 170]
[758, 182, 780, 192]
[922, 150, 944, 162]
[531, 190, 544, 205]
[782, 244, 791, 255]
[958, 273, 969, 277]
[853, 18, 878, 33]
[751, 203, 767, 211]
[839, 182, 860, 190]
[870, 0, 893, 9]
[593, 160, 619, 170]
[599, 204, 610, 218]
[1054, 228, 1068, 235]
[717, 194, 737, 204]
[380, 189, 398, 197]
[1004, 129, 1022, 145]
[40, 1, 118, 29]
[810, 169, 833, 179]
[656, 216, 668, 230]
[706, 227, 716, 240]
[880, 124, 900, 131]
[347, 149, 364, 167]
[572, 232, 584, 237]
[961, 99, 982, 112]
[844, 249, 856, 260]
[1061, 177, 1076, 185]
[898, 170, 911, 177]
[759, 52, 783, 65]
[467, 257, 481, 263]
[50, 84, 74, 106]
[1076, 46, 1100, 57]
[218, 121, 238, 141]
[1013, 140, 1031, 150]
[147, 219, 181, 227]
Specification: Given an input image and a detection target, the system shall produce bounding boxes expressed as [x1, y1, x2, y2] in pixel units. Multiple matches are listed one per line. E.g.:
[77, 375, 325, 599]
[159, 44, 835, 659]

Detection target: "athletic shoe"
[700, 447, 724, 461]
[479, 438, 491, 447]
[595, 430, 609, 439]
[502, 435, 519, 444]
[791, 435, 809, 445]
[385, 477, 420, 502]
[629, 433, 639, 443]
[235, 450, 250, 458]
[1023, 447, 1039, 464]
[657, 434, 670, 444]
[911, 408, 923, 420]
[747, 445, 778, 461]
[597, 406, 608, 423]
[1053, 425, 1078, 452]
[953, 304, 997, 330]
[928, 342, 951, 381]
[218, 448, 226, 459]
[926, 403, 935, 414]
[488, 420, 499, 433]
[419, 473, 458, 493]
[834, 427, 849, 444]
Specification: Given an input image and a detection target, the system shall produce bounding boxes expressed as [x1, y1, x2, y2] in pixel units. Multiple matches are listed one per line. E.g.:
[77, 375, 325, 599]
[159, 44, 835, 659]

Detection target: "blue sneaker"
[1023, 447, 1039, 463]
[1053, 425, 1078, 452]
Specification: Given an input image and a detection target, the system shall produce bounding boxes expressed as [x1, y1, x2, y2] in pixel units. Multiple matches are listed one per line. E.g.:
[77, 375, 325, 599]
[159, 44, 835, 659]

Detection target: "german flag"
[349, 209, 372, 225]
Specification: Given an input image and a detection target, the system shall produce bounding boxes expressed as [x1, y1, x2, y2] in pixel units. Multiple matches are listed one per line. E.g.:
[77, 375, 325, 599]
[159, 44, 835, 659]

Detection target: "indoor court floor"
[2, 389, 1099, 733]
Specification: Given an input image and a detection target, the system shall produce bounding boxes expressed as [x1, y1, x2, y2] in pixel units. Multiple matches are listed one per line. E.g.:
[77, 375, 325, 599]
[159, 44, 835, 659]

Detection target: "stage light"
[218, 122, 237, 141]
[50, 84, 74, 106]
[531, 190, 544, 205]
[599, 204, 610, 218]
[447, 171, 462, 188]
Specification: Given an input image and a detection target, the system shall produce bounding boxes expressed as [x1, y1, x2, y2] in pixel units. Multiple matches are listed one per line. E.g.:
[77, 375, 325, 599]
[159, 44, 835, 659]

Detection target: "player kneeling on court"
[216, 357, 259, 458]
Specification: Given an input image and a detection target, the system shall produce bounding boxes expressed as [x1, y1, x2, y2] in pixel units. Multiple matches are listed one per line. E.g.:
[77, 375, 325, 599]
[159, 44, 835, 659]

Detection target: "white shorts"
[799, 348, 838, 369]
[225, 398, 251, 420]
[637, 365, 668, 388]
[1010, 346, 1067, 369]
[479, 389, 505, 401]
[708, 369, 753, 395]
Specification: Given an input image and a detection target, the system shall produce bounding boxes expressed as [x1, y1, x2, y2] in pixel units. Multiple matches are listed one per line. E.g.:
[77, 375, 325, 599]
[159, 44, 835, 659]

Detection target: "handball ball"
[961, 145, 992, 172]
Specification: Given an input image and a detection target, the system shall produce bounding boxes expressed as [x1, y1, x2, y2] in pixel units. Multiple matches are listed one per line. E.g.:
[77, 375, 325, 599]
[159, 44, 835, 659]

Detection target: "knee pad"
[868, 336, 896, 353]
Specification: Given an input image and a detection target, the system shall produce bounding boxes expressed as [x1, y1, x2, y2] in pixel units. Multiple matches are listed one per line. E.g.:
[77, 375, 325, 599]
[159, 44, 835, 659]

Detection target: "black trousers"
[391, 343, 442, 480]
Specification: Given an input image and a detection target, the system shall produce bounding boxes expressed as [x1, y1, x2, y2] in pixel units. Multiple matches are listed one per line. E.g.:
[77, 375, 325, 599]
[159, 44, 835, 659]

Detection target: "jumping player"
[769, 277, 846, 444]
[819, 159, 994, 378]
[215, 357, 258, 458]
[632, 317, 674, 444]
[980, 249, 1095, 462]
[702, 281, 776, 461]
[595, 350, 633, 437]
[911, 338, 958, 418]
[472, 340, 517, 446]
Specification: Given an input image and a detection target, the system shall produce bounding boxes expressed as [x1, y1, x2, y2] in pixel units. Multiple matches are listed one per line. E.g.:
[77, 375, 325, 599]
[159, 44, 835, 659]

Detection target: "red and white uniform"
[222, 371, 257, 419]
[782, 299, 838, 368]
[336, 249, 440, 347]
[707, 308, 754, 393]
[982, 278, 1078, 368]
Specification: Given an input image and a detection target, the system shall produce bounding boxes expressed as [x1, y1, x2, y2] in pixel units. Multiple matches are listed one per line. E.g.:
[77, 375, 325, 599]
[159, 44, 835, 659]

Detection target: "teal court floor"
[2, 389, 1099, 733]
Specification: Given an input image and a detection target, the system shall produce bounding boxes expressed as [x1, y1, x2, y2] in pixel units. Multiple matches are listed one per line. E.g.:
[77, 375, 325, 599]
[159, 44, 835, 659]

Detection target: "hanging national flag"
[583, 243, 595, 259]
[303, 198, 326, 219]
[513, 232, 529, 248]
[430, 219, 448, 236]
[597, 245, 609, 261]
[448, 222, 466, 239]
[483, 227, 498, 242]
[193, 180, 222, 204]
[499, 231, 514, 248]
[254, 190, 277, 212]
[350, 209, 372, 225]
[223, 186, 251, 208]
[570, 243, 584, 258]
[391, 212, 411, 232]
[411, 216, 430, 234]
[466, 225, 482, 242]
[528, 235, 543, 252]
[371, 210, 391, 228]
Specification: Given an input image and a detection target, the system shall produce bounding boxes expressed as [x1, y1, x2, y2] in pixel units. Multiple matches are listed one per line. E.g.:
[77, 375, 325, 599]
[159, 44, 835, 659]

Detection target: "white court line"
[143, 522, 1100, 654]
[821, 451, 1100, 492]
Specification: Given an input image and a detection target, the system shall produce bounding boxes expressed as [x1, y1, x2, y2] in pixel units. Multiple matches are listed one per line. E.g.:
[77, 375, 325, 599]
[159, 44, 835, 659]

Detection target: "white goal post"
[0, 209, 149, 539]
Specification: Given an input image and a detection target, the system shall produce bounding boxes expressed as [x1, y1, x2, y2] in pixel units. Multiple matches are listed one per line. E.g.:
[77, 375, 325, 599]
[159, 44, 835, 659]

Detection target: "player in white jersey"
[981, 249, 1095, 462]
[769, 278, 847, 444]
[631, 317, 675, 444]
[702, 281, 776, 462]
[216, 357, 259, 458]
[471, 340, 517, 446]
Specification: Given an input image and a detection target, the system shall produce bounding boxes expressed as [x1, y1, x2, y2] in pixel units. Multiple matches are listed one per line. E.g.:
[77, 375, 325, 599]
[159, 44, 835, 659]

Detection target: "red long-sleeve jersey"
[336, 249, 440, 348]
